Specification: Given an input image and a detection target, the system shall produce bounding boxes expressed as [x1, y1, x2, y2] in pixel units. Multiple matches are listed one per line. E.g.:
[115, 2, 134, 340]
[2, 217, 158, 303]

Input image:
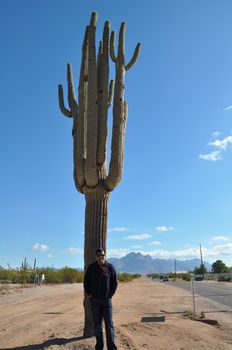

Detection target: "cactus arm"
[125, 43, 141, 71]
[67, 63, 78, 112]
[58, 63, 78, 118]
[110, 31, 117, 63]
[90, 11, 97, 26]
[104, 99, 128, 191]
[85, 13, 98, 187]
[105, 21, 140, 191]
[64, 63, 85, 191]
[78, 26, 88, 157]
[118, 23, 125, 64]
[97, 41, 103, 73]
[106, 22, 126, 191]
[105, 62, 126, 191]
[96, 40, 104, 165]
[97, 21, 110, 167]
[73, 119, 84, 192]
[108, 80, 114, 107]
[58, 84, 72, 117]
[74, 26, 90, 191]
[73, 104, 85, 193]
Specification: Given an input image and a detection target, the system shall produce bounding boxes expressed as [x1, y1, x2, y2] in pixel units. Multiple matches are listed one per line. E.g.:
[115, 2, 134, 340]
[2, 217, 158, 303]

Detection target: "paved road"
[170, 280, 232, 309]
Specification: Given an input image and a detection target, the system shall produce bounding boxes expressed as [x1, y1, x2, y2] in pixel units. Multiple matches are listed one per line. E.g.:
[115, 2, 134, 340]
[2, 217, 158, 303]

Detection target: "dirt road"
[1, 277, 232, 349]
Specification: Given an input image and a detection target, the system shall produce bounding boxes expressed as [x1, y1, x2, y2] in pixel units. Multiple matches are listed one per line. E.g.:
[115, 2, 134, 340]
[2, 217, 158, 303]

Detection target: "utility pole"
[199, 244, 204, 280]
[174, 259, 177, 281]
[191, 274, 196, 316]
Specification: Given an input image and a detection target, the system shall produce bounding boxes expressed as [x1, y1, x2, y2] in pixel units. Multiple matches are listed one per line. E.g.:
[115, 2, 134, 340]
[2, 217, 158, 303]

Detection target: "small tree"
[211, 259, 229, 273]
[194, 264, 207, 275]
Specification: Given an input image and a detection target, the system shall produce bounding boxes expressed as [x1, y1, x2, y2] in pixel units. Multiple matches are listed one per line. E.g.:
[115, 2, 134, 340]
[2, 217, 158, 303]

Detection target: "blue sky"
[1, 0, 232, 269]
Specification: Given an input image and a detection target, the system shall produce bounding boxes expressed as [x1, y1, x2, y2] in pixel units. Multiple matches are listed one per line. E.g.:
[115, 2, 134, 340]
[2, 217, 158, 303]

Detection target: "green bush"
[59, 267, 84, 283]
[167, 272, 176, 279]
[38, 267, 84, 283]
[0, 266, 84, 284]
[0, 267, 13, 281]
[218, 276, 231, 282]
[182, 272, 192, 281]
[117, 273, 141, 282]
[147, 273, 160, 279]
[0, 267, 21, 283]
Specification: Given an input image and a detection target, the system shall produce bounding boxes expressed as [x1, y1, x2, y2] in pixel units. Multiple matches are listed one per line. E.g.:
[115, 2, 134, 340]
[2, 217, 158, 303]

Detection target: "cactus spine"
[58, 12, 140, 336]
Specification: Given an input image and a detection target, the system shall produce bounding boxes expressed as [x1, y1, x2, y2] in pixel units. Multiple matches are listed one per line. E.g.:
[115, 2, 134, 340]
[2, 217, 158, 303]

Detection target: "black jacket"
[84, 261, 118, 299]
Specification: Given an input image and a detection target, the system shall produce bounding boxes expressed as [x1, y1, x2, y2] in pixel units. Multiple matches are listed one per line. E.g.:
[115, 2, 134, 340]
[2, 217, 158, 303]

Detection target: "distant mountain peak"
[108, 252, 211, 274]
[127, 252, 141, 257]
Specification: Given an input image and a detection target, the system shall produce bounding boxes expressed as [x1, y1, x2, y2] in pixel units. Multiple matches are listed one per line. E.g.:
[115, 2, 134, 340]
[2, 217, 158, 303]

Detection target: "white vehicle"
[163, 275, 169, 282]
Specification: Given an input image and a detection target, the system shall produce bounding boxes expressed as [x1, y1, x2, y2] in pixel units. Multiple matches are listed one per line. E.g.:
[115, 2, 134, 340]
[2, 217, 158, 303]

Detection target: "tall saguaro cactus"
[58, 12, 140, 336]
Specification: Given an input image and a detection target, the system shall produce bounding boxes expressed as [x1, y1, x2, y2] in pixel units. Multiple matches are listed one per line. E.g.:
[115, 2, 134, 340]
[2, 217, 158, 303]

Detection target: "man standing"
[84, 248, 118, 350]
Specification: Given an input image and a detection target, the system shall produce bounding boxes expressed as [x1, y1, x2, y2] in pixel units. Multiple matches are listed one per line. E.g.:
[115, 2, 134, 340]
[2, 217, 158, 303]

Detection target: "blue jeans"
[90, 298, 117, 350]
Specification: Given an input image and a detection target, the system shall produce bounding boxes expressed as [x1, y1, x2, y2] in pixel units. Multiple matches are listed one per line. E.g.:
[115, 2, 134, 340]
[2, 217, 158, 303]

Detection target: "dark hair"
[96, 248, 105, 255]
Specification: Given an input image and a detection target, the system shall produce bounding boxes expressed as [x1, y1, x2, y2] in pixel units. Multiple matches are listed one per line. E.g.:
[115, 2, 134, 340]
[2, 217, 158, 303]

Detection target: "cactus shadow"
[0, 335, 87, 350]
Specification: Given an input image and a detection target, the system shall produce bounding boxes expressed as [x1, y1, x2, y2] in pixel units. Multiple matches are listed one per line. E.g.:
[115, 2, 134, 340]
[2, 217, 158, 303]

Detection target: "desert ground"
[1, 277, 232, 349]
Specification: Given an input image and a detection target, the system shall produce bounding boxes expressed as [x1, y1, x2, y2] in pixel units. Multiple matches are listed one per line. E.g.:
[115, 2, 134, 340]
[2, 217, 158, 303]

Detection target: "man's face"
[96, 251, 106, 265]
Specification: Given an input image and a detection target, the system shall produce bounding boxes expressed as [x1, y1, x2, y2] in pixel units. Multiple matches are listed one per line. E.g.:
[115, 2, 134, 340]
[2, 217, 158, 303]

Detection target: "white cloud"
[212, 131, 221, 138]
[108, 227, 129, 233]
[212, 236, 230, 241]
[48, 254, 53, 258]
[199, 151, 222, 161]
[103, 243, 232, 262]
[155, 226, 174, 233]
[224, 105, 232, 111]
[123, 234, 152, 240]
[67, 247, 83, 255]
[199, 132, 232, 161]
[141, 247, 200, 259]
[148, 241, 162, 245]
[32, 243, 50, 253]
[107, 247, 200, 259]
[204, 243, 232, 257]
[107, 248, 131, 258]
[138, 243, 232, 261]
[209, 135, 232, 150]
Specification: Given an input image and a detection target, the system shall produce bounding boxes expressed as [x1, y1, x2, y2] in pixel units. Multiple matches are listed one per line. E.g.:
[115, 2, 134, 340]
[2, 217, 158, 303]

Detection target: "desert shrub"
[0, 268, 22, 283]
[218, 276, 232, 282]
[147, 273, 160, 279]
[0, 266, 84, 284]
[59, 267, 84, 283]
[19, 269, 30, 285]
[39, 268, 62, 283]
[117, 273, 141, 282]
[2, 267, 83, 284]
[0, 267, 12, 282]
[118, 273, 133, 282]
[182, 272, 192, 281]
[183, 309, 195, 318]
[167, 272, 176, 278]
[38, 267, 84, 283]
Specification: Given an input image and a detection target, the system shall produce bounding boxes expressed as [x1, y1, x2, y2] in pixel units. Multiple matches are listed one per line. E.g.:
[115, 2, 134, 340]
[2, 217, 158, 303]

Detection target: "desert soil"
[1, 277, 232, 349]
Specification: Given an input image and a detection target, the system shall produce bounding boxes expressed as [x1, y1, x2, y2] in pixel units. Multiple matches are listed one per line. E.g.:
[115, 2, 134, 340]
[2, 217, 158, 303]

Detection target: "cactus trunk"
[58, 12, 140, 337]
[84, 185, 109, 266]
[83, 185, 110, 335]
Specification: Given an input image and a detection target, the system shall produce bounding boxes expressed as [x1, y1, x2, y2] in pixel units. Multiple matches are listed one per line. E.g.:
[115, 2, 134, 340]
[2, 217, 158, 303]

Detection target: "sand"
[1, 277, 232, 349]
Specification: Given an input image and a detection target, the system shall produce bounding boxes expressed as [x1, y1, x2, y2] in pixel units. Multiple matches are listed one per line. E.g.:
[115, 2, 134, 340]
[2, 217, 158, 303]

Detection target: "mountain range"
[108, 252, 211, 274]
